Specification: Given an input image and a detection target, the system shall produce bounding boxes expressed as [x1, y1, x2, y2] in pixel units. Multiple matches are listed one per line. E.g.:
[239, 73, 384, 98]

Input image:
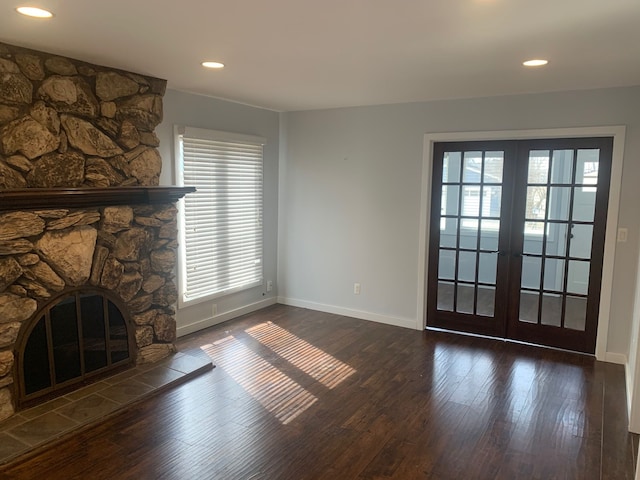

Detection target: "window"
[175, 126, 265, 306]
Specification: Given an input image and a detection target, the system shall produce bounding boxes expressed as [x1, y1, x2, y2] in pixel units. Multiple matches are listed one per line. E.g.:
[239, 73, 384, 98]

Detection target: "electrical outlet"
[267, 280, 273, 292]
[354, 283, 361, 295]
[212, 304, 218, 317]
[618, 228, 628, 243]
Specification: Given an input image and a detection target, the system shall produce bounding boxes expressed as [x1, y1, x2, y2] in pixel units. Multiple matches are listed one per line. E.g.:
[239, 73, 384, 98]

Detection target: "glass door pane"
[432, 146, 507, 330]
[517, 147, 598, 333]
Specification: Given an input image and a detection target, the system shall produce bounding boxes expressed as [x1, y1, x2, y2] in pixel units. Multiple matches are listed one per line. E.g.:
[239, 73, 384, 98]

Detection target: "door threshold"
[425, 326, 596, 358]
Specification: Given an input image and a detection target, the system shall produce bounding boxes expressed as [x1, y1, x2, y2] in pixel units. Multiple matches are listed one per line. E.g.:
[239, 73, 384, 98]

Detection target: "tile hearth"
[0, 348, 213, 465]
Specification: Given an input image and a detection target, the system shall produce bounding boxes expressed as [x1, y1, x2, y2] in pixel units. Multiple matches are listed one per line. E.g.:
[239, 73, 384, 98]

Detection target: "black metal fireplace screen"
[14, 288, 134, 409]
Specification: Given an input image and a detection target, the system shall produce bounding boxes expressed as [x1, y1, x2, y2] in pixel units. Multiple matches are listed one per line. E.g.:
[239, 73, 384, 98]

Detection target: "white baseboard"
[604, 352, 627, 365]
[177, 297, 277, 337]
[277, 296, 418, 330]
[601, 352, 632, 427]
[627, 366, 635, 430]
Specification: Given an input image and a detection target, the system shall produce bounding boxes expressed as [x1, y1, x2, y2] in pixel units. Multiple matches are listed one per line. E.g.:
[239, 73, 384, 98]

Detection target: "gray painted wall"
[153, 85, 640, 361]
[156, 89, 280, 335]
[279, 86, 640, 358]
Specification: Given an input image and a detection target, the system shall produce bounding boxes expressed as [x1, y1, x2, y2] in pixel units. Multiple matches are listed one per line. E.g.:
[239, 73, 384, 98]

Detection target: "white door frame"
[417, 126, 626, 362]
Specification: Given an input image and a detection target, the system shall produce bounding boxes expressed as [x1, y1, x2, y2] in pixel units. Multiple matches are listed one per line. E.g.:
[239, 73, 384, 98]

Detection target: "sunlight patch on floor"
[245, 322, 356, 389]
[201, 336, 317, 425]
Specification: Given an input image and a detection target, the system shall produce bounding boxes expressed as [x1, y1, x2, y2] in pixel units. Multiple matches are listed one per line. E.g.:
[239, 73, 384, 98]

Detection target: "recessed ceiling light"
[16, 6, 53, 18]
[523, 59, 548, 67]
[202, 61, 225, 69]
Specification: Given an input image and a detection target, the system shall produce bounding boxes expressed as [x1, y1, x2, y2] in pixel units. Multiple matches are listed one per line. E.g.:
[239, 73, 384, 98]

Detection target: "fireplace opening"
[15, 289, 135, 409]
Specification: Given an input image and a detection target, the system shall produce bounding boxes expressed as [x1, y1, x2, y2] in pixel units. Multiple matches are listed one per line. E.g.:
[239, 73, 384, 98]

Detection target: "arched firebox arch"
[13, 287, 135, 409]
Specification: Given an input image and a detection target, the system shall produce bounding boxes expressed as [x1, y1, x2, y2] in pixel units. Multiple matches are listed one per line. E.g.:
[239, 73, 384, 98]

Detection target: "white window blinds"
[176, 126, 264, 305]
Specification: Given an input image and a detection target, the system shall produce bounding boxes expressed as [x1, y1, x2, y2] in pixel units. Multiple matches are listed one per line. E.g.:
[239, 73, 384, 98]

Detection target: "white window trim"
[174, 125, 266, 309]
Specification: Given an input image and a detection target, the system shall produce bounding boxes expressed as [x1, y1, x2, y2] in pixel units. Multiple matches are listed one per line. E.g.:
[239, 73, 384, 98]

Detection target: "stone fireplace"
[0, 42, 191, 421]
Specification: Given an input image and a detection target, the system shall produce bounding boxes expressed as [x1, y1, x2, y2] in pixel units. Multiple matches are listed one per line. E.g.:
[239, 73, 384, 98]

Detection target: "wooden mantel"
[0, 186, 196, 211]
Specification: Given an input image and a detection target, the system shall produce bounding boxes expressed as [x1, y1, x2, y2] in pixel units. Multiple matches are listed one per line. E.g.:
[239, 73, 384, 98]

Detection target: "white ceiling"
[2, 0, 639, 112]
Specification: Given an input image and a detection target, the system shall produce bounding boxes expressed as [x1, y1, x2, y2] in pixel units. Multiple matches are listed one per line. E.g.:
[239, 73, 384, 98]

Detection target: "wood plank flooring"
[0, 304, 636, 479]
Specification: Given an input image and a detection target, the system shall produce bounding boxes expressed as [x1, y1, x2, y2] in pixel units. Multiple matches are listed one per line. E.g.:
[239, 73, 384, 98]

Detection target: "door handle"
[488, 251, 537, 258]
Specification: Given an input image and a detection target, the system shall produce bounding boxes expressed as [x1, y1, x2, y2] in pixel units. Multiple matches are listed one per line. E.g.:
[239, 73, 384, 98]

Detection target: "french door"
[427, 138, 612, 353]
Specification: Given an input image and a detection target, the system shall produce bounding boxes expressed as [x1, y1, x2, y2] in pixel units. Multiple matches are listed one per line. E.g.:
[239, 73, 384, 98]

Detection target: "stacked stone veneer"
[0, 42, 178, 421]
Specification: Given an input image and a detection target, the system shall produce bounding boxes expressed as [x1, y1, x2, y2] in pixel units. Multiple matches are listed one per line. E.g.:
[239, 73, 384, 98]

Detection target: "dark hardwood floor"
[0, 305, 636, 479]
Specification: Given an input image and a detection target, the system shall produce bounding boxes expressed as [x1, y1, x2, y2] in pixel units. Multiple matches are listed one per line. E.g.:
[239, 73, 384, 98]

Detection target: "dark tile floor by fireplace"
[0, 304, 637, 479]
[0, 348, 213, 465]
